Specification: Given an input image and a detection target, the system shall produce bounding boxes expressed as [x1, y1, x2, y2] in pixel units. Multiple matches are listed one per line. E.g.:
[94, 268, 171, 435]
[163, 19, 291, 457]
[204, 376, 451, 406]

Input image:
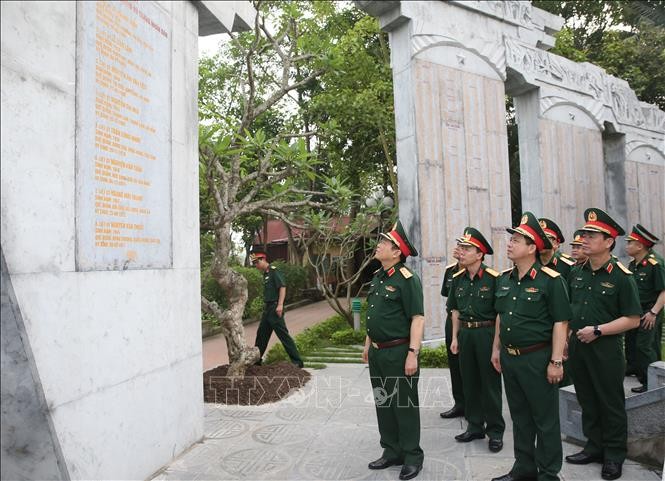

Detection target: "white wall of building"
[1, 1, 203, 478]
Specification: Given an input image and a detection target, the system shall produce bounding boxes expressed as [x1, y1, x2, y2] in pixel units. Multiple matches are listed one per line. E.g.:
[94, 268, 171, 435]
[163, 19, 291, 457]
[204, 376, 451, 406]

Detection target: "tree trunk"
[204, 225, 259, 378]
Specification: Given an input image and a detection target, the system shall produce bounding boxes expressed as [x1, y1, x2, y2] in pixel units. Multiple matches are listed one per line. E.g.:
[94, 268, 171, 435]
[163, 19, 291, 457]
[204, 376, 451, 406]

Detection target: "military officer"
[624, 224, 665, 393]
[538, 218, 576, 280]
[250, 252, 304, 368]
[440, 245, 465, 419]
[363, 220, 425, 480]
[569, 230, 588, 265]
[565, 208, 641, 481]
[448, 228, 505, 452]
[490, 212, 571, 481]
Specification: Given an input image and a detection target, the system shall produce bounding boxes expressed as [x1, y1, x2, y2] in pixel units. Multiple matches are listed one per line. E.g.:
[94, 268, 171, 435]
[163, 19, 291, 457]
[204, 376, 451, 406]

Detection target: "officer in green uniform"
[363, 220, 424, 480]
[565, 208, 641, 481]
[569, 230, 588, 266]
[624, 224, 665, 392]
[490, 212, 571, 481]
[447, 228, 505, 452]
[440, 245, 465, 419]
[538, 218, 576, 281]
[250, 252, 304, 367]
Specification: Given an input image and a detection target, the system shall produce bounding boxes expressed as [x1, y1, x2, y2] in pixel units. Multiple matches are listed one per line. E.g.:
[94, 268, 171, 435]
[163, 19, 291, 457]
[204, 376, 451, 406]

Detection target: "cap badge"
[520, 214, 528, 225]
[588, 211, 597, 221]
[539, 220, 547, 229]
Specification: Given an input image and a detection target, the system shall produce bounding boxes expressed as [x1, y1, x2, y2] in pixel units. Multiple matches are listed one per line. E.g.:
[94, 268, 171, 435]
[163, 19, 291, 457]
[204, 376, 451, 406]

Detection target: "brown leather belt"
[371, 338, 409, 349]
[462, 320, 495, 329]
[504, 342, 550, 356]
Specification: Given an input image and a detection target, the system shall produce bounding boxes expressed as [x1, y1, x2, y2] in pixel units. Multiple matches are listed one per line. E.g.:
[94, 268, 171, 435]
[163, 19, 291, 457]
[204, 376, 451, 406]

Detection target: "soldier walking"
[440, 245, 465, 419]
[250, 252, 304, 368]
[448, 228, 505, 452]
[490, 212, 571, 481]
[565, 209, 641, 480]
[363, 220, 425, 480]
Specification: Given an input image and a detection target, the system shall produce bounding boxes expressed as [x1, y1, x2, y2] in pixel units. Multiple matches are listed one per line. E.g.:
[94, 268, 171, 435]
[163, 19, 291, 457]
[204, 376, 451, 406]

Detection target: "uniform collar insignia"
[642, 259, 648, 266]
[606, 262, 614, 274]
[552, 257, 558, 266]
[477, 267, 484, 279]
[387, 267, 396, 277]
[529, 267, 538, 279]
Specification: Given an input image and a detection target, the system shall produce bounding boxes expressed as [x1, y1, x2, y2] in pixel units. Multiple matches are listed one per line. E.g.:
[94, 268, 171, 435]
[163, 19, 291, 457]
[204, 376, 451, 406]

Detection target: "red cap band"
[543, 228, 559, 241]
[465, 236, 488, 254]
[389, 230, 412, 257]
[629, 232, 654, 247]
[519, 224, 545, 251]
[585, 221, 618, 238]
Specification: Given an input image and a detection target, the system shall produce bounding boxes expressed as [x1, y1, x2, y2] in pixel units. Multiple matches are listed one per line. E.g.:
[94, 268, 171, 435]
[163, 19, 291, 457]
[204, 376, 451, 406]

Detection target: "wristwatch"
[549, 359, 563, 368]
[408, 347, 419, 355]
[593, 325, 602, 337]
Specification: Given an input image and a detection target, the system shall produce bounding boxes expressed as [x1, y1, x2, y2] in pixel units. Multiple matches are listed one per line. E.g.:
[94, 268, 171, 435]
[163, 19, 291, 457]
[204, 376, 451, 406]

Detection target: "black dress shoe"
[454, 431, 485, 442]
[488, 438, 503, 452]
[631, 385, 647, 393]
[565, 451, 602, 464]
[490, 471, 537, 481]
[440, 406, 464, 418]
[368, 457, 402, 470]
[602, 461, 623, 480]
[399, 464, 422, 480]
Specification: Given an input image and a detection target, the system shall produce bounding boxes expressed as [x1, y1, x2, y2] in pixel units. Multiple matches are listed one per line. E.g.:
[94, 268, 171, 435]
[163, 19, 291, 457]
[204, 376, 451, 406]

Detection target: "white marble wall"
[1, 1, 203, 478]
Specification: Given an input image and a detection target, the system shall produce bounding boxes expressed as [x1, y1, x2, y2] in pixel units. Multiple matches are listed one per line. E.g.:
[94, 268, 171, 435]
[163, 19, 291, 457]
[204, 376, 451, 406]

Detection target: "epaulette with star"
[452, 268, 466, 278]
[559, 256, 575, 266]
[648, 256, 659, 265]
[616, 261, 632, 275]
[270, 265, 276, 270]
[399, 266, 413, 279]
[485, 267, 499, 277]
[445, 262, 458, 272]
[541, 266, 560, 278]
[560, 252, 574, 260]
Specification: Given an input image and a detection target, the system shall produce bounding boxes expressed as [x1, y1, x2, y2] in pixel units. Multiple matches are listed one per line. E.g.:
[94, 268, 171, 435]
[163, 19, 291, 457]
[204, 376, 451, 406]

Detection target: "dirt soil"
[203, 362, 311, 405]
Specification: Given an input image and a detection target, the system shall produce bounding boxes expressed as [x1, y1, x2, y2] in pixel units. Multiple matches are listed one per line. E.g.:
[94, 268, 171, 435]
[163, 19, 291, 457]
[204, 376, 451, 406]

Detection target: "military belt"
[504, 342, 550, 356]
[461, 320, 495, 329]
[371, 337, 410, 350]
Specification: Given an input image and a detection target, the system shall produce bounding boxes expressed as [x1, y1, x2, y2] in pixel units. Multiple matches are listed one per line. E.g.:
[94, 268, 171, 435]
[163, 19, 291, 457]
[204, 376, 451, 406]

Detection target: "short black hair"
[602, 233, 616, 251]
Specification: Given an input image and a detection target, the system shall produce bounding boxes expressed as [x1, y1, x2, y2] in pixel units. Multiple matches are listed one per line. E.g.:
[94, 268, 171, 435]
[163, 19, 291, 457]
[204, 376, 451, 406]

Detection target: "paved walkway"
[202, 300, 337, 371]
[153, 365, 662, 481]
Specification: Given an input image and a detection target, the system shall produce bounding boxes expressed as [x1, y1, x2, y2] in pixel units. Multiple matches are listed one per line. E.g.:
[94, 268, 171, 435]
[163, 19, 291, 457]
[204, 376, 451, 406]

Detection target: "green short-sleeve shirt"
[441, 263, 459, 313]
[495, 262, 572, 346]
[263, 265, 285, 302]
[447, 264, 498, 322]
[628, 252, 665, 310]
[543, 251, 574, 281]
[366, 263, 425, 342]
[568, 258, 642, 330]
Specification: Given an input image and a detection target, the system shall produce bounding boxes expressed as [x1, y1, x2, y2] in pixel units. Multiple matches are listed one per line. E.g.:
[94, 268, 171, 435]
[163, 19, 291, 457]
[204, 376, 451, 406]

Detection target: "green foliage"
[535, 0, 665, 109]
[418, 344, 449, 368]
[201, 266, 264, 320]
[331, 328, 366, 345]
[272, 261, 308, 303]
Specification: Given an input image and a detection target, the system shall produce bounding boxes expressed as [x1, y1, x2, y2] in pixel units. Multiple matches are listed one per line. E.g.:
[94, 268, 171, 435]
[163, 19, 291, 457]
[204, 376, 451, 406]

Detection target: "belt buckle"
[371, 342, 379, 349]
[506, 346, 520, 356]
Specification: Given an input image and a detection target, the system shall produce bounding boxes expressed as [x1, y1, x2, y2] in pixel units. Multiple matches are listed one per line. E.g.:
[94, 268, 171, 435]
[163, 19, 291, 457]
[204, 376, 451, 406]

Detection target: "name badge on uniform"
[601, 282, 615, 288]
[501, 286, 510, 290]
[525, 287, 539, 293]
[385, 286, 396, 292]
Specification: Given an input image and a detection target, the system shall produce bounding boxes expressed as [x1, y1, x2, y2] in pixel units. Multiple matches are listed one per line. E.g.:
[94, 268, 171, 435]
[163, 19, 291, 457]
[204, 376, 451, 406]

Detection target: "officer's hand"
[362, 347, 369, 364]
[641, 312, 656, 330]
[276, 305, 284, 317]
[547, 364, 563, 384]
[491, 348, 501, 373]
[576, 326, 597, 343]
[405, 352, 418, 376]
[450, 338, 459, 355]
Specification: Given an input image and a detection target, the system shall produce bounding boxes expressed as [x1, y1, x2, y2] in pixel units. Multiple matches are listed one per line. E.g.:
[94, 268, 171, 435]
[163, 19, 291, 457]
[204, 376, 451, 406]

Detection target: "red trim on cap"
[585, 220, 618, 238]
[519, 224, 545, 251]
[390, 230, 412, 257]
[629, 232, 654, 248]
[252, 253, 267, 260]
[543, 228, 559, 241]
[466, 236, 488, 254]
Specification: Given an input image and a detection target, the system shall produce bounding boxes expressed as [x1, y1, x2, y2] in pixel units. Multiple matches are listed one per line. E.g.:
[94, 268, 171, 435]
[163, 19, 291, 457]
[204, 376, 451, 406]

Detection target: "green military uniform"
[496, 212, 572, 481]
[367, 221, 424, 468]
[253, 259, 303, 367]
[441, 262, 465, 413]
[447, 227, 504, 443]
[568, 209, 641, 465]
[625, 225, 665, 386]
[538, 218, 576, 283]
[652, 249, 665, 361]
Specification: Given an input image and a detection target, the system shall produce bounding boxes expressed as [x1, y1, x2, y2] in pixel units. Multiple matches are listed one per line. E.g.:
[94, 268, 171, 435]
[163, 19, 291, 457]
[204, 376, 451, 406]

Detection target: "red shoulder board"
[387, 267, 396, 277]
[529, 268, 538, 279]
[606, 263, 614, 274]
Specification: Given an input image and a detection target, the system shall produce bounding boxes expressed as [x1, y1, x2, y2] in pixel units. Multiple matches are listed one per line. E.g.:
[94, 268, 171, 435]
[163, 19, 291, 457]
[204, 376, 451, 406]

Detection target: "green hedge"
[271, 261, 308, 303]
[331, 328, 366, 345]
